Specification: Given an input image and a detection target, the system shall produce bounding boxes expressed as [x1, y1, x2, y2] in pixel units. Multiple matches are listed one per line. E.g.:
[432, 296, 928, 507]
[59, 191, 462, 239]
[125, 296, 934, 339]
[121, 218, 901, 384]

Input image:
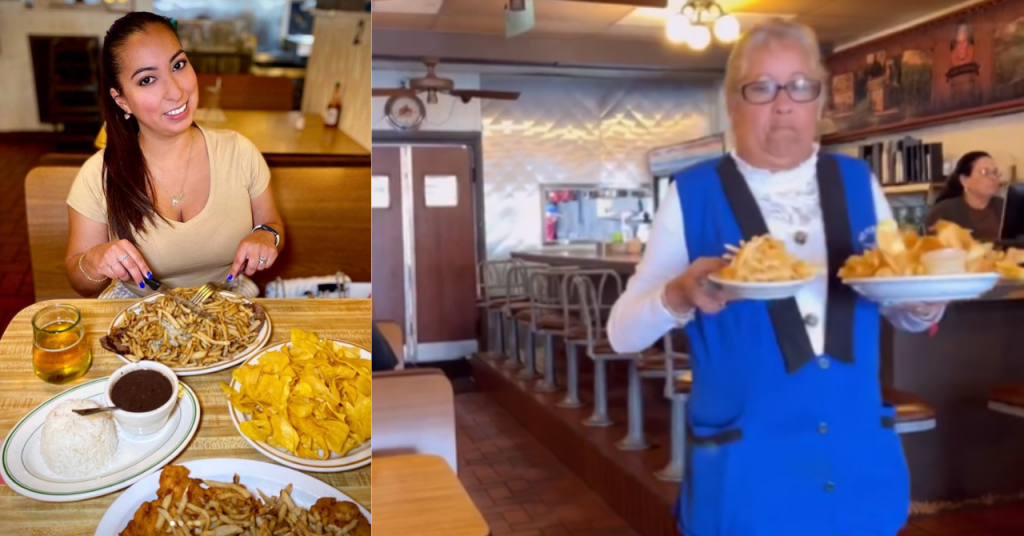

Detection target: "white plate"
[0, 377, 199, 502]
[227, 341, 371, 473]
[843, 272, 1001, 304]
[707, 274, 814, 300]
[109, 291, 272, 376]
[94, 457, 371, 535]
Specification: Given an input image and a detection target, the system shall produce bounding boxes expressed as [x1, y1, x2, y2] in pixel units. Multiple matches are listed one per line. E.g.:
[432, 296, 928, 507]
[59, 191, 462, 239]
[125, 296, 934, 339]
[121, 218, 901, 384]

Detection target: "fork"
[191, 282, 219, 305]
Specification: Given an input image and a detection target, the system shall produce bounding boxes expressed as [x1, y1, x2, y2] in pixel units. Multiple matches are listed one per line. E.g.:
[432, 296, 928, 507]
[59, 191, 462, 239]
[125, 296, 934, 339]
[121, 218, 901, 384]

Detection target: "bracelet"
[77, 253, 109, 283]
[252, 224, 280, 247]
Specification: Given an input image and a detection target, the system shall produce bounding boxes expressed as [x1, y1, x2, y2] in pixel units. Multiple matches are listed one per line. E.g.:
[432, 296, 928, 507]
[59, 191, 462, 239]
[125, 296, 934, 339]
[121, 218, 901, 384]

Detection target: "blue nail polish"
[227, 274, 233, 281]
[140, 282, 146, 289]
[146, 272, 153, 278]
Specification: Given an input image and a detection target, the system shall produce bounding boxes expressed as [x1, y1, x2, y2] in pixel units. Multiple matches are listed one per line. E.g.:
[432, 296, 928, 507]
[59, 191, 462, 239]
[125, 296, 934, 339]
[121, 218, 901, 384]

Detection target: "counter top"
[512, 249, 642, 273]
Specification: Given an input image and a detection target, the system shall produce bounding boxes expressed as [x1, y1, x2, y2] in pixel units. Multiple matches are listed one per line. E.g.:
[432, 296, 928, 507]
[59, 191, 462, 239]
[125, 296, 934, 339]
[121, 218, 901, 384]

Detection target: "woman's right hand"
[82, 239, 153, 289]
[663, 257, 733, 315]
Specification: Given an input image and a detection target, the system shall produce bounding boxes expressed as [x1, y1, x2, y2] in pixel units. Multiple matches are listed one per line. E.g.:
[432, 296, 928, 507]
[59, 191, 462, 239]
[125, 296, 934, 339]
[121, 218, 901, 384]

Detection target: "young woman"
[65, 12, 285, 299]
[926, 151, 1004, 240]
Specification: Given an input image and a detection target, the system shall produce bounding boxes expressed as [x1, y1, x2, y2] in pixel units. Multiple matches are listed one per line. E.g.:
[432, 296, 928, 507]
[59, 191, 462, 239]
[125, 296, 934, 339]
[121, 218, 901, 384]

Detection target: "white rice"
[40, 399, 118, 478]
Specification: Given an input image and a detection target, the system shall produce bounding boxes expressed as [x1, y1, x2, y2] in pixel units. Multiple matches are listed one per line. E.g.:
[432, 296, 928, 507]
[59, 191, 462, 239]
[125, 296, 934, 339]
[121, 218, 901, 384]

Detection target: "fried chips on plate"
[708, 235, 819, 300]
[223, 329, 371, 473]
[840, 220, 1005, 303]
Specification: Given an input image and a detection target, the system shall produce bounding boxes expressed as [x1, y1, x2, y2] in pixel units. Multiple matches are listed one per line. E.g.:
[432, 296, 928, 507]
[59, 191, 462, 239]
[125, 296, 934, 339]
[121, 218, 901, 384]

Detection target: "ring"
[119, 253, 130, 262]
[258, 256, 268, 264]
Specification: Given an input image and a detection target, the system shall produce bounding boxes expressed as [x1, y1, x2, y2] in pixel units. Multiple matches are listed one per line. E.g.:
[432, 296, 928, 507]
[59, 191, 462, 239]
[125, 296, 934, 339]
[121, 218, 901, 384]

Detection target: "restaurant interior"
[372, 0, 1024, 535]
[0, 0, 384, 534]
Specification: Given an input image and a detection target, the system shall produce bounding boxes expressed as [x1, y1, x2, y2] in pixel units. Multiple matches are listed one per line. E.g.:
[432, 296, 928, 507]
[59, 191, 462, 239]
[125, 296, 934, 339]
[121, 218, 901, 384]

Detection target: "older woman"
[65, 12, 284, 299]
[608, 19, 943, 536]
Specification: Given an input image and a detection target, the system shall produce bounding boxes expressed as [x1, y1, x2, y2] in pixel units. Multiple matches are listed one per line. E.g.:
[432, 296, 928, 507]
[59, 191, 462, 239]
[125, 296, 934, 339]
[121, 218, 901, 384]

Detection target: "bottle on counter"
[324, 81, 342, 128]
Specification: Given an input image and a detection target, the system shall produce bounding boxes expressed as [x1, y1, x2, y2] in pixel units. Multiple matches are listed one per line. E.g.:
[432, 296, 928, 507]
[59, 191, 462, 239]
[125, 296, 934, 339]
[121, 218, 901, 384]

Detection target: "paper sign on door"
[371, 175, 390, 209]
[424, 175, 458, 207]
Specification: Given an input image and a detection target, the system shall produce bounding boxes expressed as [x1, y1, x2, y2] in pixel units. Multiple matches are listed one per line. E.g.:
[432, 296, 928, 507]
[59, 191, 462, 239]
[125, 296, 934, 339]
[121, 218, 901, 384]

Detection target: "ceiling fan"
[372, 59, 521, 104]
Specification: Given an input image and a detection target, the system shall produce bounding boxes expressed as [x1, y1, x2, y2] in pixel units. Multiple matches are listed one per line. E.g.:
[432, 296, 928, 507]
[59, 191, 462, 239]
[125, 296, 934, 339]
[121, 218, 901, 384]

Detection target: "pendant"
[171, 192, 184, 206]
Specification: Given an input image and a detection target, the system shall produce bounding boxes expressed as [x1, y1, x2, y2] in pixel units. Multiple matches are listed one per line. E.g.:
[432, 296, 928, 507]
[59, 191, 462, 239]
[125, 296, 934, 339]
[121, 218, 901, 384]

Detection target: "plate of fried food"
[101, 287, 272, 376]
[222, 329, 371, 473]
[839, 220, 1017, 304]
[95, 459, 370, 535]
[707, 234, 820, 300]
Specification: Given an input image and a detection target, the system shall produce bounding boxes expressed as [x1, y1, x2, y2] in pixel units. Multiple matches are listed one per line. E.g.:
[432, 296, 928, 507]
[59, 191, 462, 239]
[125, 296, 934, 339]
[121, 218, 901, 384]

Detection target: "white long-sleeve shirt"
[608, 149, 942, 354]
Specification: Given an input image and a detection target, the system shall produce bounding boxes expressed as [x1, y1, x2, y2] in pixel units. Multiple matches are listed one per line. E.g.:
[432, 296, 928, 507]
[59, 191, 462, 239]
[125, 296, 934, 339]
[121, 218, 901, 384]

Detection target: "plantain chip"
[224, 329, 371, 460]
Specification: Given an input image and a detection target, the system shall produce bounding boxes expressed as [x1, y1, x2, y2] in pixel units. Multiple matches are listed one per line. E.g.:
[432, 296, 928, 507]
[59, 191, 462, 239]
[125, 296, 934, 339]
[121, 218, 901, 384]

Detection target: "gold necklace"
[150, 128, 195, 206]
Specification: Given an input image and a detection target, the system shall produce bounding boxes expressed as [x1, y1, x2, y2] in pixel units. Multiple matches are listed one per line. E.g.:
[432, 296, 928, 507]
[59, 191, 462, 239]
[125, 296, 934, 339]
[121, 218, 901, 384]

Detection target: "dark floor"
[456, 391, 640, 536]
[455, 361, 1024, 536]
[0, 142, 50, 335]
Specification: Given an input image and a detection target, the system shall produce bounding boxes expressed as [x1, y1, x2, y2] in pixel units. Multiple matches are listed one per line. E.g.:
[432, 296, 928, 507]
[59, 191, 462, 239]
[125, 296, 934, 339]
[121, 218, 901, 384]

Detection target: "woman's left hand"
[228, 231, 278, 280]
[889, 302, 946, 319]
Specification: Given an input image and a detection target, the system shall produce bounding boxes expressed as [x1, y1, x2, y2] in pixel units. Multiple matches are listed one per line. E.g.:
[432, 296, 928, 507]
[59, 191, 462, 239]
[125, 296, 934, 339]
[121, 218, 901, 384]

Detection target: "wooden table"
[0, 298, 371, 535]
[373, 454, 489, 536]
[193, 109, 368, 157]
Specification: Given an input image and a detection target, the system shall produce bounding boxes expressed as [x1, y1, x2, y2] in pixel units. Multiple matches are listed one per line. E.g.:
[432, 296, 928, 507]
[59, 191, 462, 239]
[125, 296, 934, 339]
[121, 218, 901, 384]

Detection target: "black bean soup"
[111, 370, 173, 413]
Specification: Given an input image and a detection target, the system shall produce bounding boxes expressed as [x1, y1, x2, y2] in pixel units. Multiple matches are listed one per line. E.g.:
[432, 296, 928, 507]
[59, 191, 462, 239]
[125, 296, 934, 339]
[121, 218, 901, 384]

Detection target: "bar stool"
[476, 259, 517, 361]
[500, 261, 538, 374]
[523, 267, 580, 393]
[882, 386, 937, 433]
[988, 384, 1024, 419]
[568, 273, 654, 430]
[654, 332, 692, 481]
[616, 334, 691, 452]
[558, 269, 624, 409]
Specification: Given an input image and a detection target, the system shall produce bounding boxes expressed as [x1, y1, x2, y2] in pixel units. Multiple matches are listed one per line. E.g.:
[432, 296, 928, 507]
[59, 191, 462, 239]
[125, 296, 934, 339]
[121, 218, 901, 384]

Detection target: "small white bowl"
[105, 361, 179, 436]
[921, 248, 968, 275]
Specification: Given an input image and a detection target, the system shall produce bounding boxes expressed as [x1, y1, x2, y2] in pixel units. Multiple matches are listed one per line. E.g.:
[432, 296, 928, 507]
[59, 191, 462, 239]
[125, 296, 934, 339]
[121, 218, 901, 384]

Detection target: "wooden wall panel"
[302, 11, 371, 151]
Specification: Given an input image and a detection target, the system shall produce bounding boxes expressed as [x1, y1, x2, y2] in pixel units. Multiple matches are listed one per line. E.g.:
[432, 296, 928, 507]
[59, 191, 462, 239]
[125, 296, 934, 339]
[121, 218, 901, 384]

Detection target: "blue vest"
[673, 154, 909, 536]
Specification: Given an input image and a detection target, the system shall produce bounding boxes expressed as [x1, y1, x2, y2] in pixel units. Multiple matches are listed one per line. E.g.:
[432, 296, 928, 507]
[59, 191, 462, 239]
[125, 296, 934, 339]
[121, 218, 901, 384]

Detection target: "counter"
[511, 249, 1024, 503]
[511, 249, 641, 273]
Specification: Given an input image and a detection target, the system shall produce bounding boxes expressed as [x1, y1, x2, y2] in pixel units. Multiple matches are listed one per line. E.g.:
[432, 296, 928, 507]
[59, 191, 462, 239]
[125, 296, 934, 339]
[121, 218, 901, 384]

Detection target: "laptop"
[996, 183, 1024, 249]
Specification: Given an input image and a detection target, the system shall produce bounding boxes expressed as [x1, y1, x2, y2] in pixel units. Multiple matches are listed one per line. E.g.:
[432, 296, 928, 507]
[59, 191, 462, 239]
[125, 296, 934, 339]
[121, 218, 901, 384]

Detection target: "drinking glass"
[32, 304, 91, 384]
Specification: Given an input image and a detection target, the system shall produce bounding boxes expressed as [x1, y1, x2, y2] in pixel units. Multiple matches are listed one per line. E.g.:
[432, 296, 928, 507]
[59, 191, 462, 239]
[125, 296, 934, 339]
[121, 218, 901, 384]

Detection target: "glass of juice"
[32, 304, 91, 384]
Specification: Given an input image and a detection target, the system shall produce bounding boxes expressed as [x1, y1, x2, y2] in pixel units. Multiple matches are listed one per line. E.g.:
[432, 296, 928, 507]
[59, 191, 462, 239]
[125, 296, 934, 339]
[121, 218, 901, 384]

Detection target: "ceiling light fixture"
[666, 0, 740, 50]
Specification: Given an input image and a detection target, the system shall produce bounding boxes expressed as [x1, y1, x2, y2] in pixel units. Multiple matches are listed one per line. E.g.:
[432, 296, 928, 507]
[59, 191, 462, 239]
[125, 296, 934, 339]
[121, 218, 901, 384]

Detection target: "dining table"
[0, 298, 371, 535]
[192, 109, 368, 158]
[373, 454, 489, 536]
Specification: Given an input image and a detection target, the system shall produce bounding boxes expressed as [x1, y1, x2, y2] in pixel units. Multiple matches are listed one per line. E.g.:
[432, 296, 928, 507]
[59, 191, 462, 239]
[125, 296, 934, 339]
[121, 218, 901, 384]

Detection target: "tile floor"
[453, 389, 1024, 536]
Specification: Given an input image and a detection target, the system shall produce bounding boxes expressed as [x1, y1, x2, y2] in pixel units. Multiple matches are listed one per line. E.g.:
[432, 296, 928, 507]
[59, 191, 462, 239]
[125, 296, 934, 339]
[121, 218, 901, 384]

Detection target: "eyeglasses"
[740, 78, 823, 104]
[976, 167, 1002, 178]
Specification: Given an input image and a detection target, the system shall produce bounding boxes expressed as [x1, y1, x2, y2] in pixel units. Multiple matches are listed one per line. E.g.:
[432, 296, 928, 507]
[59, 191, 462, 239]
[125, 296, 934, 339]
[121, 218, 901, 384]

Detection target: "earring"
[124, 112, 131, 120]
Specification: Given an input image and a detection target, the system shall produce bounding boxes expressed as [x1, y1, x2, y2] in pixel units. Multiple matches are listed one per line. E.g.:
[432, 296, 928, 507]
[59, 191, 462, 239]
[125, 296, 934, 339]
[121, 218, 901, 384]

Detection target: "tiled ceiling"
[373, 0, 979, 49]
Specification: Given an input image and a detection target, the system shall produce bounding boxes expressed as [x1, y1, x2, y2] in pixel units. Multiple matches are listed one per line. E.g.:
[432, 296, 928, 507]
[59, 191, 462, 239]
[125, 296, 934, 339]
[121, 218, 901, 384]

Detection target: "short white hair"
[724, 18, 828, 94]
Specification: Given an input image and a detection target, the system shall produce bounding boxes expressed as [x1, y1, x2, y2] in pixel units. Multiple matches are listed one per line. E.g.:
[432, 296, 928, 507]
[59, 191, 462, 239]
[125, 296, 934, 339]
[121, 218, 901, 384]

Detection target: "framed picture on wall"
[41, 0, 135, 12]
[823, 0, 1024, 143]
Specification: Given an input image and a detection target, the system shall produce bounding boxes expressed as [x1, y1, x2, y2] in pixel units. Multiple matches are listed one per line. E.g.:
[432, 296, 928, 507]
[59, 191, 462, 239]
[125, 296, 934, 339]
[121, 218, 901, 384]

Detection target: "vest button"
[824, 481, 836, 492]
[794, 230, 808, 245]
[804, 314, 819, 327]
[817, 357, 830, 369]
[818, 422, 829, 434]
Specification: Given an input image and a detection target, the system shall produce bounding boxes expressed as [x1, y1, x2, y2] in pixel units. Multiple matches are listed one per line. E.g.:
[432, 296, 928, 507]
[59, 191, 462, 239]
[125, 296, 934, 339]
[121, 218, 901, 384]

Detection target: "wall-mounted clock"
[384, 94, 426, 131]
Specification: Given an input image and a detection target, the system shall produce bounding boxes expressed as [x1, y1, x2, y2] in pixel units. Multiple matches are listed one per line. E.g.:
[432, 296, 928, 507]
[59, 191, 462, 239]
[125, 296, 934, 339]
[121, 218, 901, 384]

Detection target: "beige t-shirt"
[67, 125, 271, 297]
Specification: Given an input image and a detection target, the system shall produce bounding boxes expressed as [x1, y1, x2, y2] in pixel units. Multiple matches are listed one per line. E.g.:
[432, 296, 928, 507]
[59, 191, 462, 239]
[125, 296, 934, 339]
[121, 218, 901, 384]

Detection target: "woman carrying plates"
[607, 19, 945, 536]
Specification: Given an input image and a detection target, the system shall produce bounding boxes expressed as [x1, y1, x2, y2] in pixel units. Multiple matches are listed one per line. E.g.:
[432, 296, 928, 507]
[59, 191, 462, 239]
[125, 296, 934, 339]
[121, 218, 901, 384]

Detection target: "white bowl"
[105, 362, 179, 436]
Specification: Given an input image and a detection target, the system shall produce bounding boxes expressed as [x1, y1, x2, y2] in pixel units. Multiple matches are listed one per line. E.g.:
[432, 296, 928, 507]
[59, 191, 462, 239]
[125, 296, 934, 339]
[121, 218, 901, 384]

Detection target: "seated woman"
[64, 12, 284, 299]
[926, 151, 1004, 240]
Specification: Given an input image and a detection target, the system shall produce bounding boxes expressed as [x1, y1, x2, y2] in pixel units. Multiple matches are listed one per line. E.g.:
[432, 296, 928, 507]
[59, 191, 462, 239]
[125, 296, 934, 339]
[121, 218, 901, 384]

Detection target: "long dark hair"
[101, 12, 178, 243]
[934, 151, 991, 205]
